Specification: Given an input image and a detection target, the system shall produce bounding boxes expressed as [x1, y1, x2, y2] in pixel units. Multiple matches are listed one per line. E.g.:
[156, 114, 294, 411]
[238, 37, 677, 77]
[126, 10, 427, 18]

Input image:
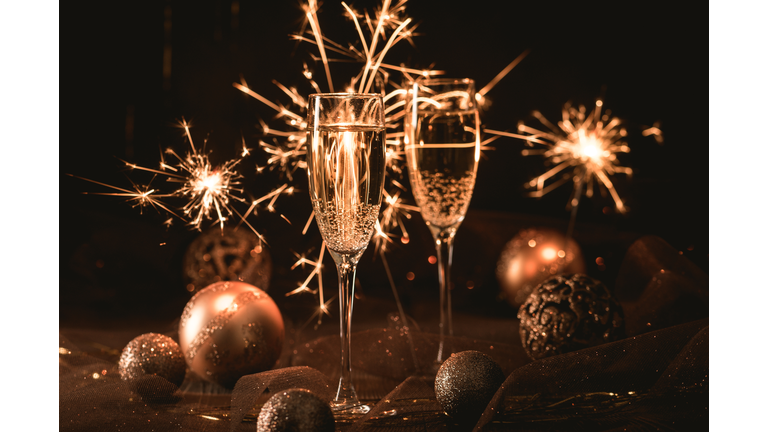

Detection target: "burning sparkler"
[235, 0, 435, 322]
[70, 118, 294, 243]
[235, 0, 528, 326]
[489, 100, 634, 214]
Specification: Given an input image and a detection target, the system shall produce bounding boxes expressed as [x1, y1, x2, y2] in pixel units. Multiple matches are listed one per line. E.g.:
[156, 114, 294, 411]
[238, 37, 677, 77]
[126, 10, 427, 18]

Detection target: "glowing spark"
[373, 188, 419, 254]
[287, 242, 329, 323]
[66, 174, 180, 217]
[71, 119, 293, 242]
[477, 50, 530, 104]
[642, 120, 664, 144]
[511, 100, 634, 213]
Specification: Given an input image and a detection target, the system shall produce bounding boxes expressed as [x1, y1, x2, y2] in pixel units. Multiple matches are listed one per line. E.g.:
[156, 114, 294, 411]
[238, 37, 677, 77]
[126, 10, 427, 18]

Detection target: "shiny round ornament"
[178, 281, 284, 388]
[518, 274, 625, 360]
[257, 388, 335, 432]
[496, 228, 586, 307]
[435, 350, 505, 425]
[183, 226, 272, 294]
[118, 333, 186, 390]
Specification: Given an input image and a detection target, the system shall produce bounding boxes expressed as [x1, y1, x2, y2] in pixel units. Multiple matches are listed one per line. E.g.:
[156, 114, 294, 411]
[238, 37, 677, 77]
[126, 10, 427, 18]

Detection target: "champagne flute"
[306, 93, 386, 413]
[404, 78, 481, 371]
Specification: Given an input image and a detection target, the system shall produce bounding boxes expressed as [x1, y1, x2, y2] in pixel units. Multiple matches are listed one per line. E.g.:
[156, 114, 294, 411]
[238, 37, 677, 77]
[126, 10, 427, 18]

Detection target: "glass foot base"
[330, 400, 371, 414]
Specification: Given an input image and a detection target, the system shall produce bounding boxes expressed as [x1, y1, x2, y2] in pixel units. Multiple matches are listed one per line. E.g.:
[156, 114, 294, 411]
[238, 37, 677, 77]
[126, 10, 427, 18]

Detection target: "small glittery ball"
[517, 274, 626, 360]
[118, 333, 186, 391]
[435, 351, 505, 425]
[257, 388, 335, 432]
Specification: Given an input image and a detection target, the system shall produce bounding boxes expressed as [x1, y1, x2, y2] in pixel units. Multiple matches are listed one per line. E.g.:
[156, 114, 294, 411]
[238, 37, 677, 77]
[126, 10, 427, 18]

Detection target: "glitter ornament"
[118, 333, 186, 390]
[518, 274, 625, 360]
[183, 226, 272, 294]
[435, 350, 505, 425]
[257, 388, 335, 432]
[496, 228, 586, 307]
[178, 281, 284, 388]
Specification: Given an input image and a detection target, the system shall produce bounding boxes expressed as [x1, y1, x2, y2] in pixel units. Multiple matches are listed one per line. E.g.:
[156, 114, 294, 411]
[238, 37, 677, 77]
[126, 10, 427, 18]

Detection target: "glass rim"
[307, 92, 383, 99]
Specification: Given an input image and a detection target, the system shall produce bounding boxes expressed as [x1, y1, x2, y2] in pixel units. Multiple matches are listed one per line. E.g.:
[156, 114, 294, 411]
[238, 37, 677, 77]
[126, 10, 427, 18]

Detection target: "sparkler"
[70, 118, 294, 243]
[236, 0, 435, 324]
[489, 100, 634, 214]
[235, 0, 528, 327]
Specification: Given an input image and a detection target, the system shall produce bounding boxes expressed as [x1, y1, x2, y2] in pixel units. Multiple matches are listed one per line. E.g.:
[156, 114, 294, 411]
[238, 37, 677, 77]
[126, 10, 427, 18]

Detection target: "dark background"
[60, 1, 708, 330]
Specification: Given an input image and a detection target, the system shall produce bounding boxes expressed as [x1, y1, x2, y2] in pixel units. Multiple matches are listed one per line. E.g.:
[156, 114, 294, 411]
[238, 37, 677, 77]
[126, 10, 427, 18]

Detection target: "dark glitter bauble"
[257, 388, 335, 432]
[118, 333, 186, 391]
[183, 226, 272, 294]
[434, 351, 505, 425]
[518, 274, 626, 360]
[178, 281, 284, 388]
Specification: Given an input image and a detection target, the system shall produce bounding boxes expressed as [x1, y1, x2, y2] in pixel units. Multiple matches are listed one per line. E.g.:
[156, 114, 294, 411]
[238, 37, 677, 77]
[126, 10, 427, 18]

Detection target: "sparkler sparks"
[235, 0, 527, 325]
[504, 100, 635, 213]
[70, 118, 294, 243]
[236, 0, 436, 322]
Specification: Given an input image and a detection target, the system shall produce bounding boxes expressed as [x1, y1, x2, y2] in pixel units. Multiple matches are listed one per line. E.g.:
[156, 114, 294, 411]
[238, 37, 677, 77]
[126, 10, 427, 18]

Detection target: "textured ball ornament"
[118, 333, 186, 392]
[518, 274, 625, 360]
[496, 228, 586, 307]
[178, 281, 284, 388]
[435, 351, 505, 425]
[257, 388, 335, 432]
[183, 226, 272, 294]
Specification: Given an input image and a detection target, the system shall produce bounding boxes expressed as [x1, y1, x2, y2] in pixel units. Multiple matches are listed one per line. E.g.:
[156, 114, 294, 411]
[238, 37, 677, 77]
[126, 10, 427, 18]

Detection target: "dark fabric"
[230, 366, 334, 431]
[475, 319, 708, 431]
[59, 235, 709, 431]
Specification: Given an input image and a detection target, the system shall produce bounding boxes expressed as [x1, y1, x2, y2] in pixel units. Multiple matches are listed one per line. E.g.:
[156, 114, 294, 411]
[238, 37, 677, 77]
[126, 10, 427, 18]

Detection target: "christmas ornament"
[435, 350, 505, 425]
[118, 333, 186, 395]
[518, 274, 625, 360]
[183, 226, 272, 293]
[178, 281, 284, 388]
[257, 388, 335, 432]
[496, 228, 586, 307]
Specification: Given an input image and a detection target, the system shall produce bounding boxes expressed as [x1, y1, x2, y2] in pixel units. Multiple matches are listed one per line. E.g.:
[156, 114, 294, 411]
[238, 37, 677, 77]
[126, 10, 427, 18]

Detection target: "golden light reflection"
[214, 294, 235, 312]
[542, 247, 557, 261]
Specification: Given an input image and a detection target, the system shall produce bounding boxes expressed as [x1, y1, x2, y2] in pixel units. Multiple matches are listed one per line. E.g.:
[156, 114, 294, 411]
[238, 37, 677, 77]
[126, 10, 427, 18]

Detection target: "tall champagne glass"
[404, 78, 481, 370]
[306, 93, 386, 413]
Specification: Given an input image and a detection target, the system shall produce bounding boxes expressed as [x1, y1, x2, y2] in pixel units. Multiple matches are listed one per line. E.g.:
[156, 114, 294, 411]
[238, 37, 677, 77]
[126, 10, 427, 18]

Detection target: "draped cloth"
[60, 235, 709, 431]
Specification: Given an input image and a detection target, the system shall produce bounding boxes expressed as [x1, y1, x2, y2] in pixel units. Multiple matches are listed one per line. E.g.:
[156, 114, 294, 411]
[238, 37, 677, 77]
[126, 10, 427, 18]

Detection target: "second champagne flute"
[404, 78, 481, 371]
[306, 93, 386, 413]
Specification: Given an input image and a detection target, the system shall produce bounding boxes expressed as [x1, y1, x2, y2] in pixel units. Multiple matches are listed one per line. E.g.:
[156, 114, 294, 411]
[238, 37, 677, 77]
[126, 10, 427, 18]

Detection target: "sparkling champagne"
[307, 125, 386, 255]
[406, 110, 480, 229]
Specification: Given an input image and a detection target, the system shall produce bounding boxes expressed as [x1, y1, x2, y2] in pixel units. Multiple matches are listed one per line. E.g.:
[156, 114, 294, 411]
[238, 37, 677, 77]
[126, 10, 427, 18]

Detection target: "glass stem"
[334, 253, 359, 405]
[433, 228, 455, 364]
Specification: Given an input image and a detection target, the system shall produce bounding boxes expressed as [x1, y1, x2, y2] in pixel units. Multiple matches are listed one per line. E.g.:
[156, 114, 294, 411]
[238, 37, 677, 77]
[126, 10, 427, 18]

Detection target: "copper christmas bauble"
[496, 228, 586, 307]
[518, 274, 625, 360]
[118, 333, 186, 397]
[178, 281, 284, 388]
[257, 389, 335, 432]
[435, 350, 505, 426]
[183, 226, 272, 294]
